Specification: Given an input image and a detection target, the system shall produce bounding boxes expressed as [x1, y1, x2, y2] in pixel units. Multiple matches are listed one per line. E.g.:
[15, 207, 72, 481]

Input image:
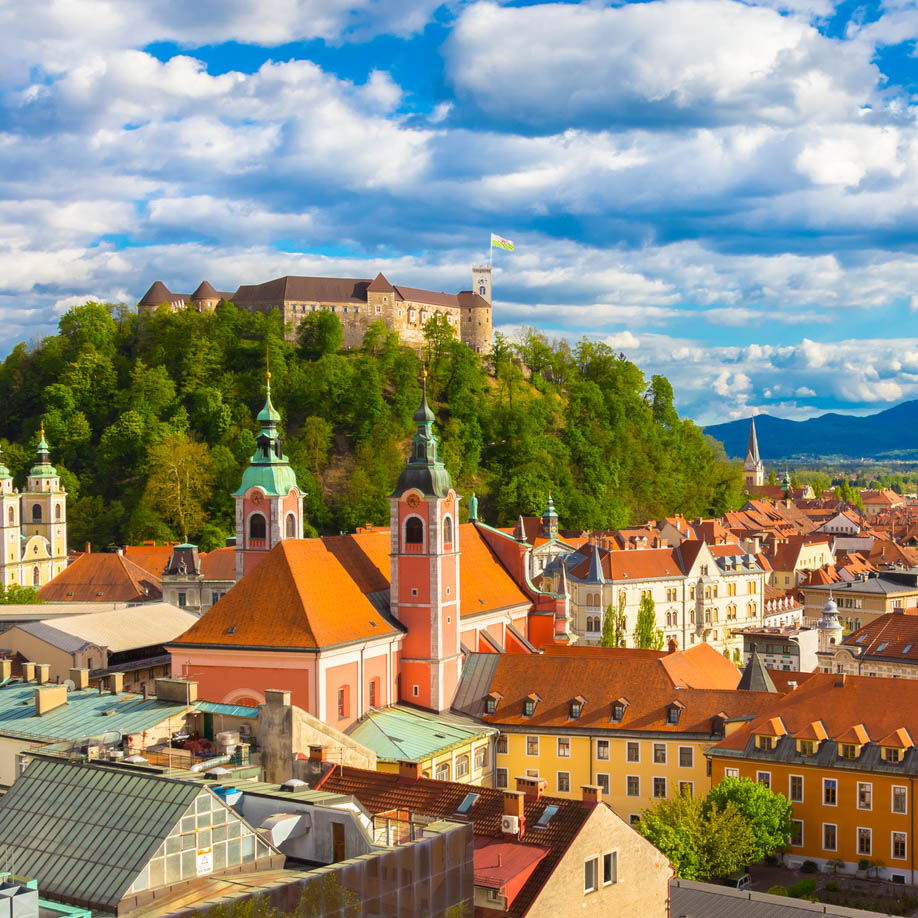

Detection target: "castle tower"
[21, 427, 67, 580]
[389, 373, 461, 712]
[472, 264, 491, 302]
[462, 265, 493, 355]
[0, 446, 20, 588]
[233, 371, 303, 581]
[743, 417, 765, 488]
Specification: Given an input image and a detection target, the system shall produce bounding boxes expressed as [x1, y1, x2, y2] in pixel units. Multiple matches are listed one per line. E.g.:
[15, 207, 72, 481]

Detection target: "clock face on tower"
[406, 493, 421, 509]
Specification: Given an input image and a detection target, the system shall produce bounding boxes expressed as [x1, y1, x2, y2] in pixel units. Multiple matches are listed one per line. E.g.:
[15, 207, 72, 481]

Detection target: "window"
[797, 739, 815, 756]
[455, 754, 469, 779]
[557, 771, 571, 793]
[248, 513, 266, 540]
[790, 820, 803, 847]
[789, 775, 804, 802]
[858, 827, 872, 856]
[436, 762, 450, 780]
[524, 698, 537, 717]
[526, 736, 539, 756]
[603, 852, 617, 886]
[653, 777, 667, 798]
[475, 746, 488, 770]
[858, 782, 872, 810]
[627, 775, 640, 797]
[666, 706, 681, 725]
[840, 743, 858, 760]
[569, 700, 583, 720]
[756, 735, 774, 751]
[679, 747, 693, 768]
[497, 734, 509, 755]
[369, 679, 377, 708]
[177, 592, 187, 608]
[757, 771, 771, 789]
[496, 768, 508, 789]
[337, 687, 348, 719]
[486, 696, 497, 714]
[612, 702, 625, 722]
[893, 785, 908, 814]
[54, 504, 61, 521]
[824, 778, 837, 806]
[405, 516, 423, 545]
[443, 516, 453, 546]
[412, 684, 419, 697]
[596, 739, 610, 760]
[627, 742, 640, 763]
[584, 857, 598, 894]
[679, 782, 693, 797]
[31, 503, 41, 522]
[824, 823, 837, 851]
[557, 737, 571, 757]
[285, 513, 296, 538]
[893, 831, 907, 860]
[596, 773, 610, 794]
[725, 767, 739, 778]
[653, 743, 666, 764]
[884, 747, 902, 763]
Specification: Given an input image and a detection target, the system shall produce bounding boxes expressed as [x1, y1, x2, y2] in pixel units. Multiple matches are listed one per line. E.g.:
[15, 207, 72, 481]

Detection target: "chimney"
[0, 660, 10, 682]
[787, 681, 797, 691]
[35, 663, 50, 684]
[21, 662, 35, 683]
[667, 637, 679, 655]
[84, 541, 91, 554]
[264, 689, 291, 707]
[109, 672, 124, 694]
[398, 759, 422, 782]
[836, 674, 847, 687]
[154, 678, 198, 704]
[502, 790, 525, 821]
[34, 684, 68, 716]
[309, 744, 326, 763]
[515, 775, 546, 800]
[581, 784, 603, 808]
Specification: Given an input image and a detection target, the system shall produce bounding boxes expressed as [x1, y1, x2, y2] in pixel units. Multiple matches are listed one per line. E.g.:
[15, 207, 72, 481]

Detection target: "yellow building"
[709, 671, 918, 882]
[346, 704, 497, 786]
[453, 643, 779, 821]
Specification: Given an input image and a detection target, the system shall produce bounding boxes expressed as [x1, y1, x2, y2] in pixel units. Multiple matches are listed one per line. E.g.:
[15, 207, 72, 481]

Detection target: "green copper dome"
[29, 425, 57, 478]
[0, 445, 10, 480]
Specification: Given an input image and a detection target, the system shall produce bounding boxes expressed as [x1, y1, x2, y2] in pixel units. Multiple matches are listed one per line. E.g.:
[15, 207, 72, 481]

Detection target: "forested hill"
[0, 302, 743, 550]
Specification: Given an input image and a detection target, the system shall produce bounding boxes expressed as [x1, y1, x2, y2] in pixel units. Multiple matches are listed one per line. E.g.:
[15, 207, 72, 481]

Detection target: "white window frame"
[892, 785, 908, 815]
[596, 739, 610, 761]
[790, 818, 804, 847]
[857, 781, 872, 811]
[789, 774, 804, 803]
[653, 743, 667, 765]
[557, 771, 571, 794]
[596, 773, 610, 795]
[823, 777, 838, 806]
[526, 736, 539, 756]
[602, 851, 618, 886]
[757, 771, 771, 788]
[678, 746, 693, 768]
[496, 734, 509, 755]
[823, 822, 838, 852]
[626, 741, 640, 763]
[557, 736, 571, 758]
[584, 856, 599, 894]
[857, 826, 872, 857]
[626, 775, 640, 797]
[892, 831, 908, 861]
[652, 776, 667, 799]
[724, 767, 739, 778]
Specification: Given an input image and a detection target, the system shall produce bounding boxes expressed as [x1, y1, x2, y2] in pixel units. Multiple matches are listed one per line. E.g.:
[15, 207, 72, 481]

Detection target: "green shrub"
[825, 881, 839, 892]
[767, 885, 788, 896]
[858, 859, 871, 871]
[800, 861, 818, 874]
[789, 879, 817, 898]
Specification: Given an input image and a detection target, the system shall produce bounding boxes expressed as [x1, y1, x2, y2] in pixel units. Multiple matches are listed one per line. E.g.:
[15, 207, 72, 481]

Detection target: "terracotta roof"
[713, 671, 918, 752]
[570, 544, 684, 582]
[470, 651, 776, 734]
[232, 276, 371, 305]
[473, 837, 550, 890]
[201, 546, 236, 581]
[367, 272, 394, 293]
[38, 553, 163, 603]
[861, 489, 903, 505]
[842, 612, 918, 663]
[659, 643, 742, 690]
[317, 765, 597, 918]
[122, 544, 176, 578]
[169, 540, 399, 651]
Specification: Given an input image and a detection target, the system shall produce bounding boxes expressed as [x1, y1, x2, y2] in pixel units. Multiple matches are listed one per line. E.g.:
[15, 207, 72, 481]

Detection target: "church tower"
[472, 264, 492, 302]
[233, 371, 303, 580]
[21, 427, 67, 579]
[389, 373, 461, 712]
[743, 417, 765, 488]
[0, 446, 19, 588]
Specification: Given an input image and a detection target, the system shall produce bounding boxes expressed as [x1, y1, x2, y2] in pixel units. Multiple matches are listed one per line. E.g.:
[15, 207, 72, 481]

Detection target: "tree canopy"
[0, 302, 744, 549]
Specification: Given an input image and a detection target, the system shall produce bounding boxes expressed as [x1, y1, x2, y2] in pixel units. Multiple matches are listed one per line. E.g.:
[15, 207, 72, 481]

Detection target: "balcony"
[403, 542, 424, 554]
[248, 538, 266, 549]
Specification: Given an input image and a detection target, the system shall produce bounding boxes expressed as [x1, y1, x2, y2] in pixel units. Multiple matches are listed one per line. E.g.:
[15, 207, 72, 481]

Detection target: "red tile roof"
[38, 553, 162, 603]
[122, 544, 176, 578]
[842, 613, 918, 663]
[201, 546, 236, 581]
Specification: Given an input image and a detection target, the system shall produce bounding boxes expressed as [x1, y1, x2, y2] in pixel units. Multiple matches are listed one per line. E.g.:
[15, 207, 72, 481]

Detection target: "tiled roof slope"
[842, 613, 918, 663]
[318, 764, 594, 918]
[466, 652, 776, 733]
[170, 540, 399, 651]
[201, 545, 236, 580]
[122, 544, 175, 577]
[232, 276, 371, 304]
[714, 671, 918, 753]
[38, 553, 163, 603]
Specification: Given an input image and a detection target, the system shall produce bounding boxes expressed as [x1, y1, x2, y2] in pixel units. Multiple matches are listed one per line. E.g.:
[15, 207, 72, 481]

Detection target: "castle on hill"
[138, 265, 493, 354]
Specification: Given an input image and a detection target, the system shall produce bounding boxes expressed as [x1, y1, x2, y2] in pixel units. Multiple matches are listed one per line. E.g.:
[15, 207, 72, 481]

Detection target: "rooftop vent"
[280, 778, 308, 791]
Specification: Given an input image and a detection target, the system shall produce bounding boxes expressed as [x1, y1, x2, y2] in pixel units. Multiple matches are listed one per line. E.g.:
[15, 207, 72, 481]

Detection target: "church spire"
[0, 444, 10, 481]
[743, 416, 765, 488]
[745, 417, 761, 465]
[30, 423, 57, 479]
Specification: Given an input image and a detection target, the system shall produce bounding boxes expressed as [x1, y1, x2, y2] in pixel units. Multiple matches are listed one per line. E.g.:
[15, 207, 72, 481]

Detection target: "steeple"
[743, 417, 765, 488]
[738, 645, 777, 692]
[541, 492, 559, 539]
[745, 418, 761, 465]
[29, 423, 57, 479]
[586, 540, 606, 584]
[0, 444, 10, 481]
[391, 371, 453, 499]
[782, 464, 792, 499]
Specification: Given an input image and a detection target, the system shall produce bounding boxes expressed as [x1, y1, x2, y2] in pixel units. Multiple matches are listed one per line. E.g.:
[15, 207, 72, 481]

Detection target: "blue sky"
[1, 0, 917, 424]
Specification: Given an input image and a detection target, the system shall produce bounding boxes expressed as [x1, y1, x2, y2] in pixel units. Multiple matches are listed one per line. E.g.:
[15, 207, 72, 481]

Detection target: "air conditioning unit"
[500, 815, 519, 834]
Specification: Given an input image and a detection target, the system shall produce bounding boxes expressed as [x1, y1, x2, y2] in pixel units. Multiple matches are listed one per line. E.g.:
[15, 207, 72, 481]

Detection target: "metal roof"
[12, 621, 89, 653]
[0, 681, 190, 744]
[346, 704, 494, 762]
[195, 701, 258, 719]
[0, 756, 202, 910]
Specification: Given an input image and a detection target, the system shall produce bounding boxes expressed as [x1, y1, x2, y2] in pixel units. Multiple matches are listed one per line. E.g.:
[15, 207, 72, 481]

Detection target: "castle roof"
[138, 280, 175, 306]
[191, 279, 219, 300]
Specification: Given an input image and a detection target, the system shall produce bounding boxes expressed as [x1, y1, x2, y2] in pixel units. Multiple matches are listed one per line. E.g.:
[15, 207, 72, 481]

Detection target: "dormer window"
[611, 698, 629, 723]
[666, 700, 685, 726]
[840, 744, 859, 760]
[883, 747, 902, 763]
[523, 693, 541, 717]
[485, 691, 502, 715]
[569, 695, 587, 720]
[756, 735, 775, 751]
[797, 739, 815, 756]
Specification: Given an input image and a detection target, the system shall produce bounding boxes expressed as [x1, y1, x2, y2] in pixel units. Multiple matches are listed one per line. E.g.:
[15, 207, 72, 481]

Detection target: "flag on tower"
[490, 233, 514, 251]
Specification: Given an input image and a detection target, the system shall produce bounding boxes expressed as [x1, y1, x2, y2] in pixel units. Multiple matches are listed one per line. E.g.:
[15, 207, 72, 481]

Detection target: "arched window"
[479, 285, 487, 296]
[249, 513, 266, 541]
[7, 507, 12, 524]
[443, 516, 453, 546]
[54, 504, 61, 521]
[405, 517, 423, 545]
[285, 513, 296, 539]
[32, 566, 40, 586]
[31, 504, 42, 522]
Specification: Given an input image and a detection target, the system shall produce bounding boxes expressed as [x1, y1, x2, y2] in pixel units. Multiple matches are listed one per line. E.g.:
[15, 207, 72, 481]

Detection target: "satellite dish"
[62, 679, 75, 692]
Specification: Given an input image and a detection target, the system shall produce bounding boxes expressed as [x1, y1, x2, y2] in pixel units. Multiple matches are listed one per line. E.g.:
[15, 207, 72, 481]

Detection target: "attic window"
[840, 744, 859, 760]
[535, 804, 559, 828]
[523, 693, 541, 717]
[884, 747, 902, 763]
[876, 642, 889, 652]
[225, 625, 236, 634]
[456, 792, 480, 814]
[611, 699, 629, 722]
[666, 701, 685, 725]
[569, 700, 583, 720]
[903, 644, 914, 655]
[855, 634, 866, 644]
[486, 698, 496, 714]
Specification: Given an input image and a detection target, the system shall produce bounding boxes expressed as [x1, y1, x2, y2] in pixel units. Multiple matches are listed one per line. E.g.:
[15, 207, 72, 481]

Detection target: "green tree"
[634, 595, 664, 649]
[144, 433, 215, 542]
[601, 594, 627, 647]
[0, 585, 41, 604]
[296, 311, 343, 360]
[706, 777, 793, 863]
[423, 313, 456, 372]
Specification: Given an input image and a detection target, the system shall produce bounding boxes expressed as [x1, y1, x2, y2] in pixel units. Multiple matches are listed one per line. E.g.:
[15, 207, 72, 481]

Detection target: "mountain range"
[704, 401, 918, 461]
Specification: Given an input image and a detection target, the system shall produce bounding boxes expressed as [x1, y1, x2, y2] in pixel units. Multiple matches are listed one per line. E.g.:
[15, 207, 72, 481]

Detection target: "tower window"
[249, 513, 266, 541]
[405, 517, 423, 546]
[285, 513, 296, 539]
[7, 507, 12, 524]
[32, 504, 42, 522]
[32, 566, 40, 586]
[54, 504, 61, 521]
[479, 285, 486, 295]
[443, 516, 453, 546]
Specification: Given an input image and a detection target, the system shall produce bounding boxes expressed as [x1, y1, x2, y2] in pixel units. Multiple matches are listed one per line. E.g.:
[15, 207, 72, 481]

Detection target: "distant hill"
[705, 401, 918, 460]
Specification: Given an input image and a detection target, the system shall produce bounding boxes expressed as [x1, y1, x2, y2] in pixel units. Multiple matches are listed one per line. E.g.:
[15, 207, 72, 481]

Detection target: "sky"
[1, 0, 917, 425]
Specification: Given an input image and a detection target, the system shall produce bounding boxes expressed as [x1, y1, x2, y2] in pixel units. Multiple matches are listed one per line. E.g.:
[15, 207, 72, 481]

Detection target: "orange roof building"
[38, 551, 162, 604]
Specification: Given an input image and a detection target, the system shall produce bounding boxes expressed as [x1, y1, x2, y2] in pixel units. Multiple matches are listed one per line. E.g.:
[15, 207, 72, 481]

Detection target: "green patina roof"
[346, 705, 495, 763]
[0, 680, 191, 743]
[29, 427, 57, 479]
[391, 377, 454, 499]
[196, 700, 259, 719]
